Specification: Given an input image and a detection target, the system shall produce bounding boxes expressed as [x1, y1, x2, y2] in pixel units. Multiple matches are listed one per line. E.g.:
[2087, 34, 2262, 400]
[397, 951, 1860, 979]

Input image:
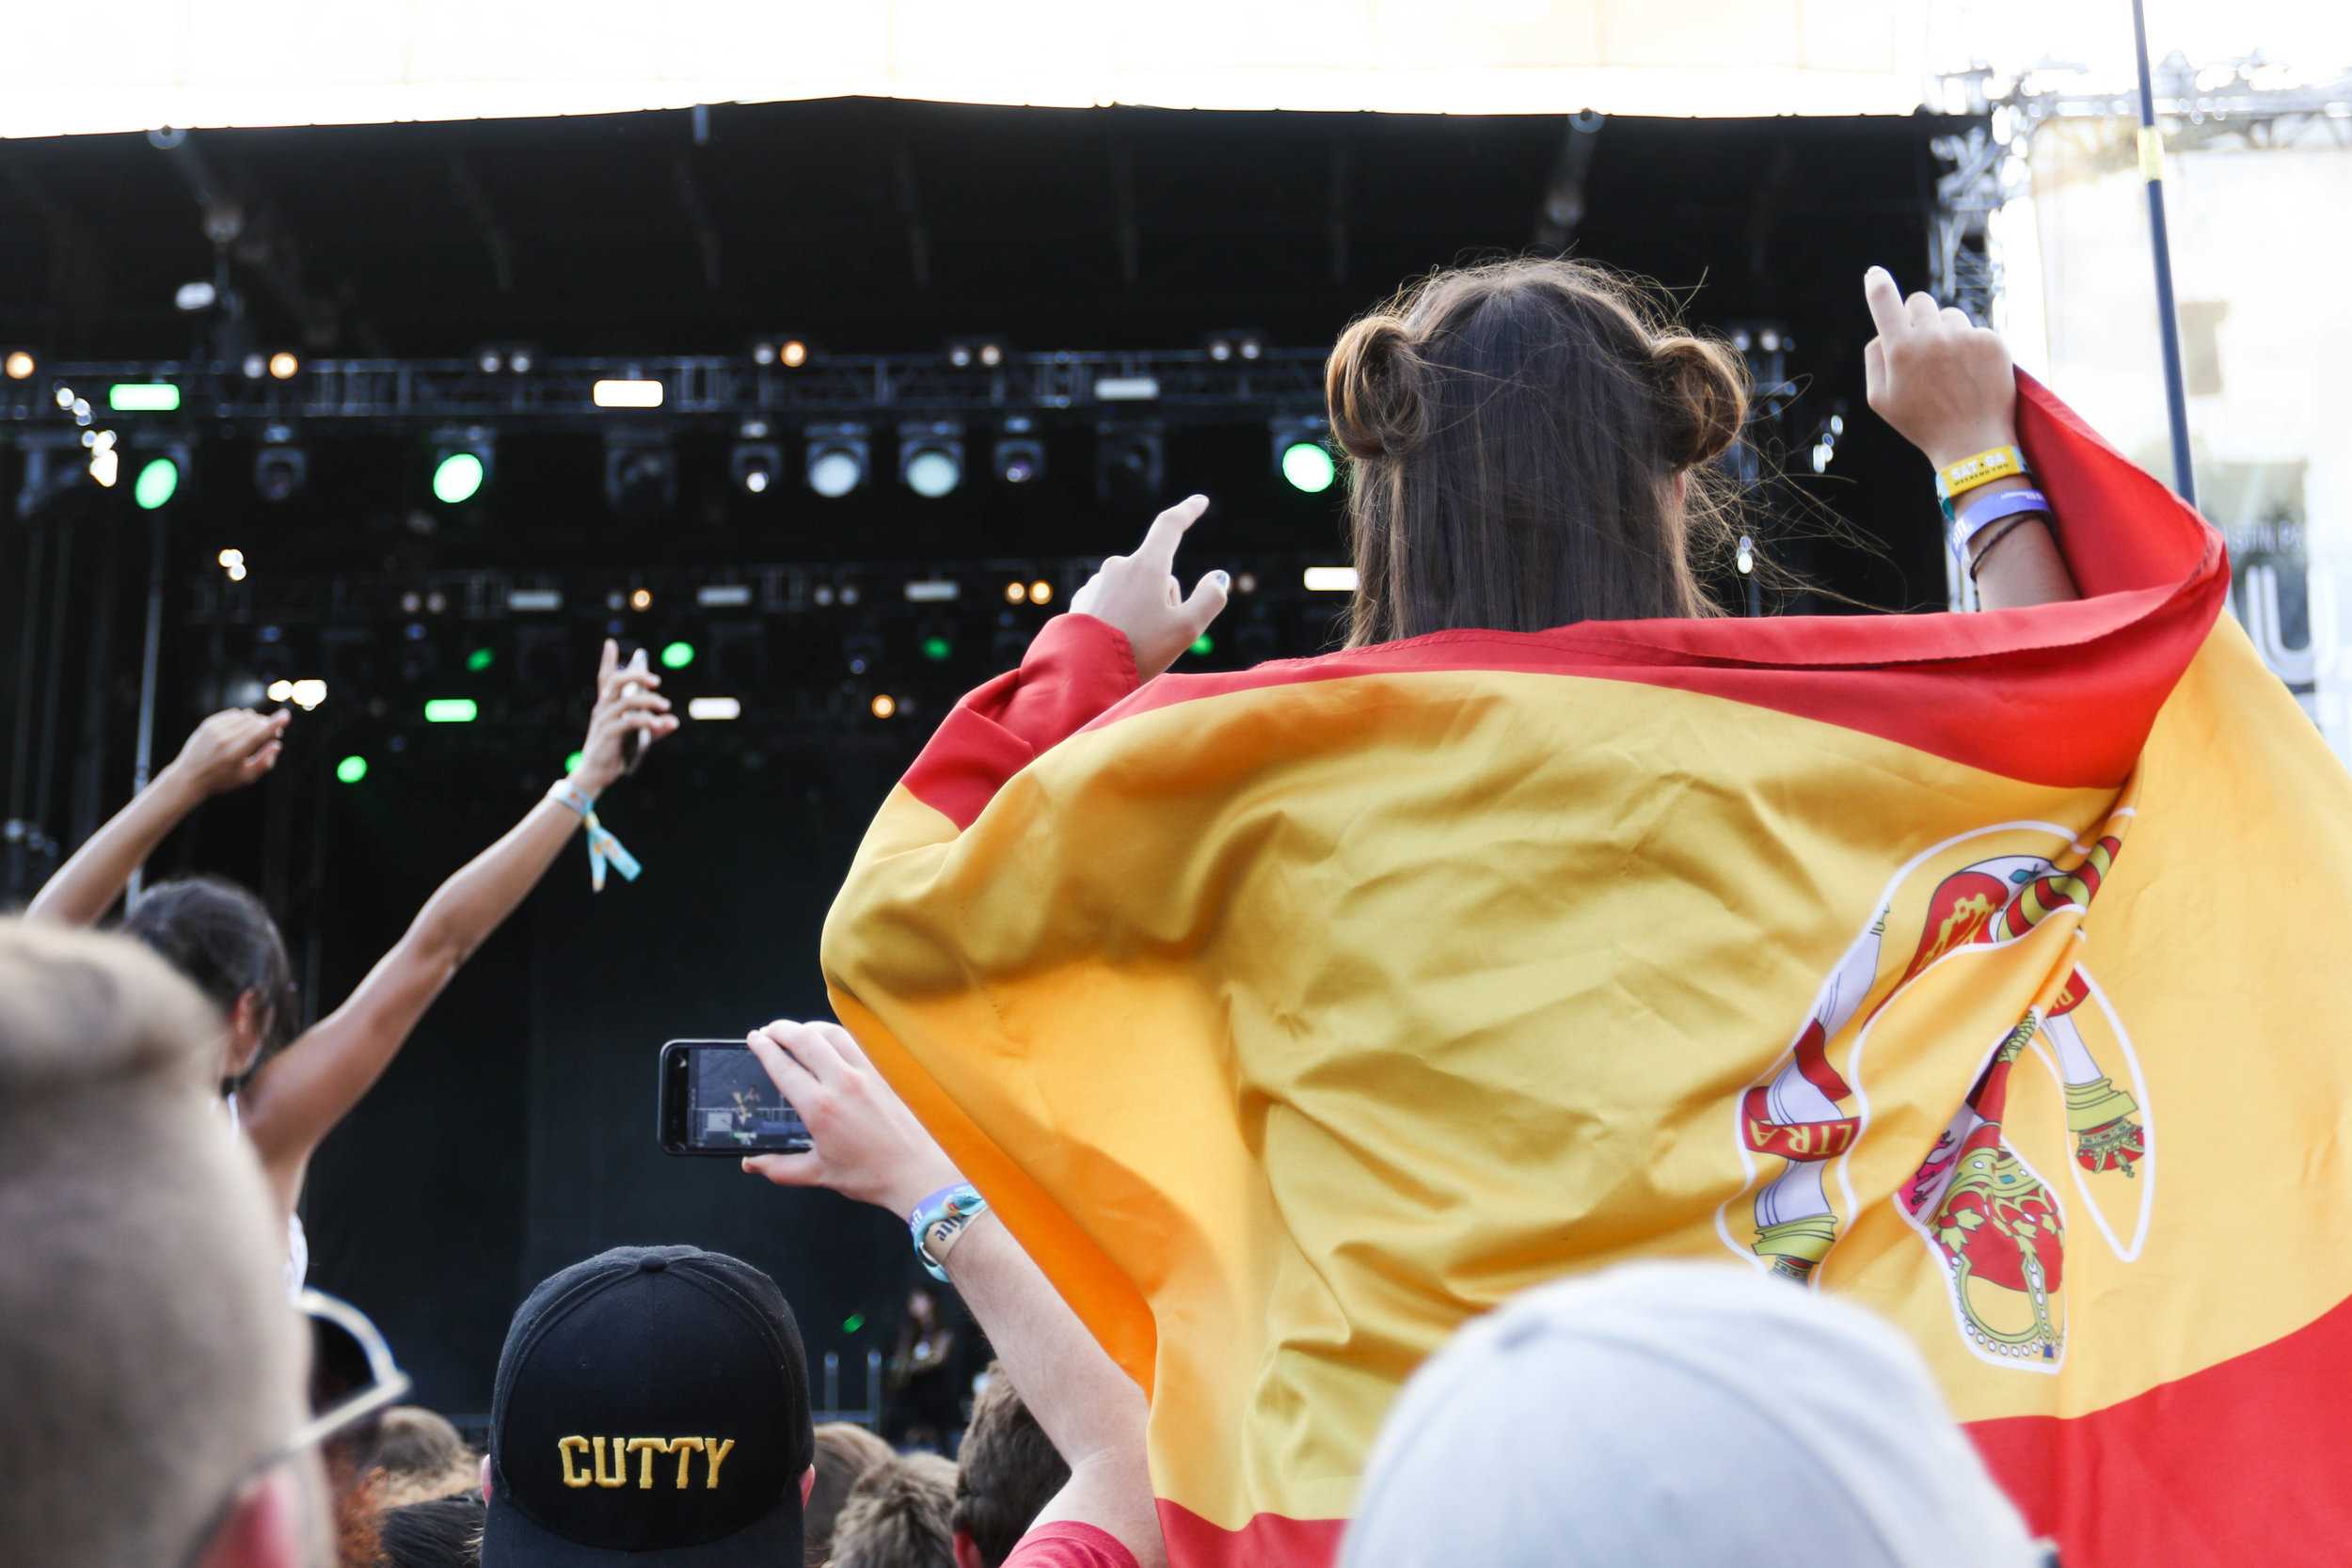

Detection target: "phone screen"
[663, 1041, 811, 1153]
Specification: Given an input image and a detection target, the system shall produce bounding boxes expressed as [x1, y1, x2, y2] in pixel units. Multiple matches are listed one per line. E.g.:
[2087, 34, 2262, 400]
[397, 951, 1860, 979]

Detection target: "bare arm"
[743, 1020, 1166, 1568]
[1860, 265, 2079, 611]
[239, 641, 676, 1193]
[25, 708, 289, 925]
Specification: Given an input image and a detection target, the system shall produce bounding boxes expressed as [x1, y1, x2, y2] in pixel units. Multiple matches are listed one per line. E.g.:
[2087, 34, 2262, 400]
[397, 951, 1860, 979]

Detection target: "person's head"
[0, 918, 326, 1568]
[1327, 257, 1750, 647]
[806, 1423, 896, 1568]
[1341, 1261, 2043, 1568]
[367, 1407, 483, 1511]
[120, 874, 295, 1083]
[831, 1455, 957, 1568]
[376, 1493, 485, 1568]
[950, 1367, 1069, 1568]
[480, 1244, 816, 1567]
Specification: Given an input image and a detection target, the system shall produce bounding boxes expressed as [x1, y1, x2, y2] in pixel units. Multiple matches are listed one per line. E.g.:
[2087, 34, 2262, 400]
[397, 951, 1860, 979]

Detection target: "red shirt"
[1002, 1521, 1141, 1568]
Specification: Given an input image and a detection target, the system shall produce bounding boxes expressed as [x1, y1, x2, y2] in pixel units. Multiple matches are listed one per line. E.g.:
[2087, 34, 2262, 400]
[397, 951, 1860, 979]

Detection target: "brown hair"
[1327, 257, 1750, 646]
[807, 1421, 898, 1566]
[952, 1367, 1070, 1568]
[0, 919, 315, 1567]
[832, 1453, 958, 1568]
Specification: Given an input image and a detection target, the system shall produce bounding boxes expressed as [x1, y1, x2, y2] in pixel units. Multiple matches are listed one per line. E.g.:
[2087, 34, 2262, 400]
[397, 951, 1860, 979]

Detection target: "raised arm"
[26, 708, 289, 925]
[744, 1020, 1165, 1568]
[1861, 265, 2079, 611]
[236, 641, 675, 1195]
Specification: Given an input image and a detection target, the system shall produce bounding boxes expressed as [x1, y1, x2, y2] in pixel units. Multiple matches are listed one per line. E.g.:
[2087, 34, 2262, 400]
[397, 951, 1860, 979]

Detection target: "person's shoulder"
[1002, 1520, 1142, 1568]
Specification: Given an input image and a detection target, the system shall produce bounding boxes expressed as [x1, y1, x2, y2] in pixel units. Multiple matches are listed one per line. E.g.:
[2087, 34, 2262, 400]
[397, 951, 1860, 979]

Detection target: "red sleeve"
[1001, 1521, 1143, 1568]
[899, 613, 1140, 832]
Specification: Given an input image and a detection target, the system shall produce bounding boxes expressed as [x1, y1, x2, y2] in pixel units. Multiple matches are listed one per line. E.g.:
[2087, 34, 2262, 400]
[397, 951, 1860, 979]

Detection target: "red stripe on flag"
[1155, 1500, 1345, 1568]
[1968, 1288, 2352, 1567]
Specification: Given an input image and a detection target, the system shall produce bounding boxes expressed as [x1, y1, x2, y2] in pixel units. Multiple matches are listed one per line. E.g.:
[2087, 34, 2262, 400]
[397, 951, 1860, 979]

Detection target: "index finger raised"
[1863, 266, 1909, 342]
[1136, 494, 1210, 570]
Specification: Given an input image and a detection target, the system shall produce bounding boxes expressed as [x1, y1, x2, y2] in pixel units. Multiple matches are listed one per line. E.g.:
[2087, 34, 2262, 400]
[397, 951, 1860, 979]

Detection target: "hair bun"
[1649, 334, 1747, 470]
[1326, 314, 1429, 462]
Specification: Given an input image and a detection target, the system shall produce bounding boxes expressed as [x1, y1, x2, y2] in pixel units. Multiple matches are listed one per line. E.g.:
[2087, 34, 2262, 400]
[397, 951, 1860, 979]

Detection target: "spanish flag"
[822, 378, 2352, 1568]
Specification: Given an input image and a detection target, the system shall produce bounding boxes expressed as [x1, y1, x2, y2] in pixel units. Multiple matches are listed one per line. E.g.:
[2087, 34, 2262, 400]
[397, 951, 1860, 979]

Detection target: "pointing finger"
[1863, 339, 1888, 406]
[1863, 266, 1908, 341]
[1137, 494, 1211, 571]
[597, 638, 618, 687]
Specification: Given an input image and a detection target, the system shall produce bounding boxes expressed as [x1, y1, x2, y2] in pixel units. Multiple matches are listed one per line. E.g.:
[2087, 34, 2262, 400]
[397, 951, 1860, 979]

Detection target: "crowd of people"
[3, 259, 2089, 1567]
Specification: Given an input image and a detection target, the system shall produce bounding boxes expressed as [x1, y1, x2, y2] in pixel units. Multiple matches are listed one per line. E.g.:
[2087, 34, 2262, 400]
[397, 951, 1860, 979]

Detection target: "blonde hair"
[831, 1452, 958, 1568]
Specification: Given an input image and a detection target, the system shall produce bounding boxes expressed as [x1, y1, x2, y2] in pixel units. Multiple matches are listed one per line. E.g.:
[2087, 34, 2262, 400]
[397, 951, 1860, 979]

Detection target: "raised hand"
[1861, 266, 2020, 472]
[572, 641, 677, 794]
[1071, 494, 1231, 681]
[739, 1019, 962, 1217]
[167, 707, 291, 798]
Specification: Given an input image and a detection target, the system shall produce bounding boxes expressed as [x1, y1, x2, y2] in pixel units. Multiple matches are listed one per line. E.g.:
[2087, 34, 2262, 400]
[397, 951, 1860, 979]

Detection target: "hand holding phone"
[659, 1038, 814, 1156]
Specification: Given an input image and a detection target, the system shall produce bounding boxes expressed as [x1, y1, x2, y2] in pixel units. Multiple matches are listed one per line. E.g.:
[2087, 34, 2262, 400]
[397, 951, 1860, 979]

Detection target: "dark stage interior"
[1, 96, 1979, 1414]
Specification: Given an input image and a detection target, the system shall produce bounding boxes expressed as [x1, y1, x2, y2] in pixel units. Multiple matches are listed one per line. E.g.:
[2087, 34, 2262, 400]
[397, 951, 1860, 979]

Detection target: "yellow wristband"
[1935, 445, 2027, 509]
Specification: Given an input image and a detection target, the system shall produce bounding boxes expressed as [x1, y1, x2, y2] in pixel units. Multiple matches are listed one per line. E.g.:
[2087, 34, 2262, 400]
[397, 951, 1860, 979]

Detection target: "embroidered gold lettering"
[592, 1435, 628, 1488]
[557, 1436, 593, 1488]
[704, 1437, 736, 1488]
[628, 1437, 667, 1488]
[667, 1436, 705, 1488]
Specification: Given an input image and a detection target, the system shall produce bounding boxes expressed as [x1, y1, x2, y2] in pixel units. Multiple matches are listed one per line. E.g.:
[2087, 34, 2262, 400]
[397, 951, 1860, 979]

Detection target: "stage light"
[253, 444, 308, 502]
[842, 1313, 866, 1334]
[1029, 578, 1054, 606]
[593, 378, 664, 409]
[174, 281, 218, 312]
[1094, 376, 1159, 402]
[751, 336, 810, 369]
[946, 336, 1008, 370]
[225, 561, 247, 581]
[604, 436, 677, 516]
[242, 354, 267, 380]
[730, 441, 781, 496]
[89, 446, 119, 488]
[423, 698, 478, 723]
[267, 679, 294, 703]
[1190, 633, 1214, 657]
[870, 693, 898, 720]
[1235, 571, 1259, 594]
[54, 387, 72, 409]
[660, 641, 695, 670]
[1280, 439, 1336, 494]
[993, 436, 1045, 485]
[110, 383, 181, 413]
[805, 424, 869, 499]
[432, 439, 490, 504]
[688, 696, 740, 721]
[290, 678, 326, 711]
[900, 422, 965, 499]
[1095, 426, 1163, 499]
[564, 751, 584, 775]
[697, 585, 754, 609]
[1304, 566, 1359, 592]
[1005, 580, 1029, 604]
[508, 589, 561, 613]
[218, 548, 245, 569]
[921, 635, 952, 662]
[1205, 328, 1263, 363]
[780, 340, 807, 369]
[134, 456, 181, 510]
[630, 588, 654, 611]
[467, 646, 495, 673]
[904, 579, 960, 603]
[476, 341, 538, 375]
[267, 351, 300, 381]
[335, 755, 369, 784]
[3, 351, 31, 380]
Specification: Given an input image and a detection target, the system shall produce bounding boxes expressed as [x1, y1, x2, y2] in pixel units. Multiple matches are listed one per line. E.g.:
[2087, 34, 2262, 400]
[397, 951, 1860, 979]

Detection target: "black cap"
[483, 1245, 814, 1567]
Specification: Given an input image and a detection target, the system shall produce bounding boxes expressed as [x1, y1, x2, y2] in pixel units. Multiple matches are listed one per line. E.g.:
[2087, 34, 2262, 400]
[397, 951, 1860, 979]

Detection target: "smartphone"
[658, 1038, 813, 1157]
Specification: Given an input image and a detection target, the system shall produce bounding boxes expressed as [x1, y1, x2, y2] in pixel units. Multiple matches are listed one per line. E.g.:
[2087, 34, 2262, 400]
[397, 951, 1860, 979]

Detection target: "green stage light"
[423, 698, 478, 723]
[467, 647, 495, 673]
[335, 755, 370, 784]
[133, 457, 180, 510]
[921, 636, 952, 662]
[1190, 634, 1215, 657]
[108, 383, 181, 412]
[433, 451, 485, 504]
[564, 750, 584, 775]
[660, 640, 695, 670]
[842, 1313, 866, 1334]
[1280, 439, 1337, 494]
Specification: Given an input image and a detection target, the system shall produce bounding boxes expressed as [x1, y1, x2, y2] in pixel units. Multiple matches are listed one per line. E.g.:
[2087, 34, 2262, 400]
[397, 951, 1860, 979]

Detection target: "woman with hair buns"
[807, 258, 2108, 1566]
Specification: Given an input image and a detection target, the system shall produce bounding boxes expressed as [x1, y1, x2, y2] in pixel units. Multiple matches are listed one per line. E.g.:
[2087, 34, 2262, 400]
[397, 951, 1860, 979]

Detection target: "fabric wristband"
[910, 1182, 989, 1283]
[1948, 486, 2051, 566]
[1934, 445, 2029, 520]
[547, 779, 642, 893]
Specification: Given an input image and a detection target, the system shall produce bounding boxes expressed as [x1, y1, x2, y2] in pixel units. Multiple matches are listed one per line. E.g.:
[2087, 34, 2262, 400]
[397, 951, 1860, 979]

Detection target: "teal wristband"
[547, 779, 642, 893]
[910, 1182, 988, 1283]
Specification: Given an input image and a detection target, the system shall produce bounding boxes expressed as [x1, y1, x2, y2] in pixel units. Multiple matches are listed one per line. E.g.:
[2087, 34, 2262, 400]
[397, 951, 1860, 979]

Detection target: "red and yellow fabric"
[821, 377, 2352, 1568]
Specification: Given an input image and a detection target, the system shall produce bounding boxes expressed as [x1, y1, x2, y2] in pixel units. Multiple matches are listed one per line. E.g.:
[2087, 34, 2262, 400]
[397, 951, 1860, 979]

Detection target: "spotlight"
[730, 441, 782, 496]
[946, 336, 1009, 370]
[217, 547, 245, 570]
[1029, 578, 1054, 606]
[1304, 566, 1359, 593]
[1005, 580, 1029, 604]
[593, 379, 664, 410]
[629, 588, 654, 611]
[993, 436, 1046, 485]
[335, 755, 369, 784]
[253, 442, 308, 503]
[3, 351, 32, 381]
[805, 424, 870, 499]
[109, 384, 181, 413]
[751, 335, 811, 369]
[173, 281, 218, 313]
[1205, 328, 1264, 363]
[870, 693, 898, 720]
[134, 453, 183, 511]
[603, 435, 677, 517]
[266, 351, 300, 381]
[475, 341, 539, 375]
[430, 433, 493, 504]
[899, 422, 964, 499]
[1094, 425, 1164, 500]
[1272, 416, 1336, 494]
[660, 640, 695, 670]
